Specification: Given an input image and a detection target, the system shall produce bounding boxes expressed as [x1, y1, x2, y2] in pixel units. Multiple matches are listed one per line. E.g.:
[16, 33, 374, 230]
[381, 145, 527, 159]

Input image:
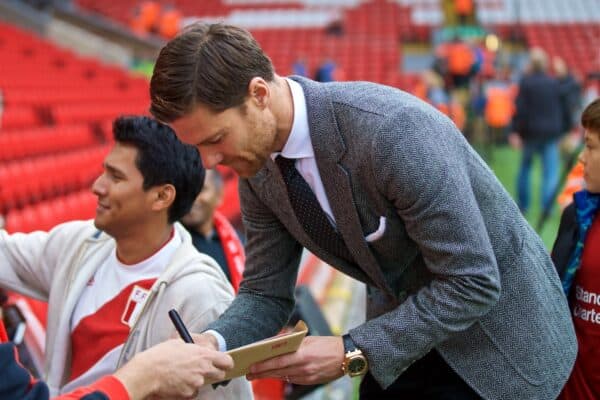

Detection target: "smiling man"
[0, 116, 253, 399]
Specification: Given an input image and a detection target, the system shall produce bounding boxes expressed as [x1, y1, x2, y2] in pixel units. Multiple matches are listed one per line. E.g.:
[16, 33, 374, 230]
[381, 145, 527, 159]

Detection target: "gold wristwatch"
[341, 334, 368, 377]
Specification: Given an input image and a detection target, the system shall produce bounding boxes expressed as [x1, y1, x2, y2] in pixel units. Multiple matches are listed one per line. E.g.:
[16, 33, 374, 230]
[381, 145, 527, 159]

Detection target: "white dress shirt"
[207, 78, 335, 352]
[271, 78, 336, 224]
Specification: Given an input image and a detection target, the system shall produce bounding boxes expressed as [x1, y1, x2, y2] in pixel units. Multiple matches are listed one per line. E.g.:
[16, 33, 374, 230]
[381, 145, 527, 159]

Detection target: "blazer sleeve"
[205, 178, 299, 350]
[349, 107, 502, 387]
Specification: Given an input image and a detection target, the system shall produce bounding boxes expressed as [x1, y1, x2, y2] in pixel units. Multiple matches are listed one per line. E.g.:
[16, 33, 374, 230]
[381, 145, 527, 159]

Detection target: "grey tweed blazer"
[207, 77, 577, 399]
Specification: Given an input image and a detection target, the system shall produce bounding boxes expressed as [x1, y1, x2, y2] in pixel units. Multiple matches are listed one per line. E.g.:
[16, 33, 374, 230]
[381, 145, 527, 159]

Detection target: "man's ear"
[248, 77, 270, 108]
[152, 184, 176, 212]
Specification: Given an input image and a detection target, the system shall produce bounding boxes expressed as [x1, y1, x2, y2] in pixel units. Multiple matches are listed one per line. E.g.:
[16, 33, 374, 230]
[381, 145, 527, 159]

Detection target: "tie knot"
[275, 155, 296, 173]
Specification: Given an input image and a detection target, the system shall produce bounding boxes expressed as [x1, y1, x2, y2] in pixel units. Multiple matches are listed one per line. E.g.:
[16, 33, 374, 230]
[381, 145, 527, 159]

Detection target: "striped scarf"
[562, 190, 600, 295]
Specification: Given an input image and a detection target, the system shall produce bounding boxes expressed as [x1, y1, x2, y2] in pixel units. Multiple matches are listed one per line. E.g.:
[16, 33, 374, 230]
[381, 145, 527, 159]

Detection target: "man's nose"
[91, 174, 105, 196]
[199, 149, 223, 169]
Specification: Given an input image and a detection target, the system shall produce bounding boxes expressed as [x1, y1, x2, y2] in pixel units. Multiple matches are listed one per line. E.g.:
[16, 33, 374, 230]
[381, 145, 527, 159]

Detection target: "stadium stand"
[476, 0, 600, 77]
[0, 21, 148, 229]
[70, 0, 599, 96]
[0, 1, 598, 398]
[71, 0, 437, 90]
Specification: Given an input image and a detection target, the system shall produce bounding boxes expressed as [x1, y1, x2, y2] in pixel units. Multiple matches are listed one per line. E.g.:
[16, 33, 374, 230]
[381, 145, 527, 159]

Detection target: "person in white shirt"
[0, 115, 253, 399]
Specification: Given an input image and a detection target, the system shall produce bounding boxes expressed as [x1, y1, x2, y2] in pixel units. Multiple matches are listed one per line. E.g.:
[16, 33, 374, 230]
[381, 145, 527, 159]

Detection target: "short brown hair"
[150, 23, 274, 122]
[582, 98, 600, 134]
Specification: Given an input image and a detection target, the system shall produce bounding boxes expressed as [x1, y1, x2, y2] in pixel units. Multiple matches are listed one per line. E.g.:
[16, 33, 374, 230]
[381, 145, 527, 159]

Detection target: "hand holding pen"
[168, 309, 232, 388]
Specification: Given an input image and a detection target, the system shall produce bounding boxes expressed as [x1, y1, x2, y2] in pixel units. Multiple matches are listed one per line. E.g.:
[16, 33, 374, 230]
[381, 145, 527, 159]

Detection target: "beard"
[231, 111, 279, 178]
[228, 154, 270, 177]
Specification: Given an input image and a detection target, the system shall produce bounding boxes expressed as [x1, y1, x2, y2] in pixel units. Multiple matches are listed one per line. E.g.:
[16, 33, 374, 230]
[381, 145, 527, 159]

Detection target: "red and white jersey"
[560, 217, 600, 400]
[61, 229, 181, 394]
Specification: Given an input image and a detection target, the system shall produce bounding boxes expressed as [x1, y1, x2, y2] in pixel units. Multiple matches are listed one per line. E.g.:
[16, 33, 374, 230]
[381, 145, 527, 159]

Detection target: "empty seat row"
[4, 190, 97, 233]
[523, 23, 600, 76]
[4, 86, 149, 108]
[0, 107, 39, 130]
[0, 125, 98, 162]
[52, 102, 150, 125]
[0, 23, 178, 230]
[0, 146, 110, 212]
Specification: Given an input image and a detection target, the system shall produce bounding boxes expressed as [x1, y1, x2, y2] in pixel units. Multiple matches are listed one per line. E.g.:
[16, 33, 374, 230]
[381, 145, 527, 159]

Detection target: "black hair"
[113, 115, 205, 223]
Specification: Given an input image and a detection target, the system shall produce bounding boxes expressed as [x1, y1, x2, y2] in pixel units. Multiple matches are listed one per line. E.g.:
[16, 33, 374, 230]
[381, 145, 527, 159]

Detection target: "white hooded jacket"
[0, 220, 253, 399]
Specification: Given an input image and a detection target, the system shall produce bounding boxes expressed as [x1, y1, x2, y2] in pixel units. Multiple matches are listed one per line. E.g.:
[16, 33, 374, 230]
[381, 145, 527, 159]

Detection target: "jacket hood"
[86, 222, 229, 291]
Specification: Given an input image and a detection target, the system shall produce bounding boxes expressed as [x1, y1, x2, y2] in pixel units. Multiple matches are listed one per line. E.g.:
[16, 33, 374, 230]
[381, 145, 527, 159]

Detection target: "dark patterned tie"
[276, 156, 354, 263]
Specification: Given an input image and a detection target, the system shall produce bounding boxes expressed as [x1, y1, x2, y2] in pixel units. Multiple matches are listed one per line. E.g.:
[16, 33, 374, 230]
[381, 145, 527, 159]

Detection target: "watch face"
[348, 356, 367, 374]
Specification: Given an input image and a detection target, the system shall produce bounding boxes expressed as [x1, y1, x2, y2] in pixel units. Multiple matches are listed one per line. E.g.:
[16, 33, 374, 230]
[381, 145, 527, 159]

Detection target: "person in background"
[158, 5, 182, 39]
[454, 0, 474, 25]
[554, 56, 582, 134]
[292, 58, 308, 78]
[511, 47, 570, 216]
[552, 98, 600, 400]
[557, 162, 585, 211]
[483, 69, 517, 145]
[181, 168, 245, 292]
[149, 22, 575, 400]
[314, 58, 344, 82]
[0, 116, 252, 399]
[130, 1, 160, 36]
[446, 36, 475, 90]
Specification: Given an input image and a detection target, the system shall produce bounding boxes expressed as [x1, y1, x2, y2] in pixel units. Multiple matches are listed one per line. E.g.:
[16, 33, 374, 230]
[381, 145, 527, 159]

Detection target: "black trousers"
[359, 349, 482, 400]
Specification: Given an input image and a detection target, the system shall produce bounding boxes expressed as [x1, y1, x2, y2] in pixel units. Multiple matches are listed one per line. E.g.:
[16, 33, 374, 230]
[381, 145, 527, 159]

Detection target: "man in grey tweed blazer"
[150, 23, 577, 399]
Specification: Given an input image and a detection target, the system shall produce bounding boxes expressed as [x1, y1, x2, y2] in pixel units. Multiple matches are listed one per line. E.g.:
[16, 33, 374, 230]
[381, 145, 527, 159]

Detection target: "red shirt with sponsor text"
[560, 216, 600, 400]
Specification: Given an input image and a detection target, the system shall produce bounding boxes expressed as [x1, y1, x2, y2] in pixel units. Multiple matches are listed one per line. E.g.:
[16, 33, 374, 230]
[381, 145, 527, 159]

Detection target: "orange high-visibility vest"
[141, 1, 160, 29]
[159, 9, 182, 39]
[448, 42, 474, 75]
[454, 0, 474, 15]
[437, 102, 466, 131]
[558, 161, 585, 210]
[485, 87, 515, 128]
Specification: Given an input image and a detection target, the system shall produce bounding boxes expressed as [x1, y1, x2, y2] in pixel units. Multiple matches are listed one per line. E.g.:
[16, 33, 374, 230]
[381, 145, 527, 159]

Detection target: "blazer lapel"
[297, 77, 394, 297]
[253, 158, 377, 287]
[252, 159, 316, 246]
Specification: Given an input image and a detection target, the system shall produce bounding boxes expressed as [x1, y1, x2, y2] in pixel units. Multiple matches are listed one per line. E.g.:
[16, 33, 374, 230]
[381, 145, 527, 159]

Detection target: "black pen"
[168, 309, 194, 343]
[169, 309, 227, 389]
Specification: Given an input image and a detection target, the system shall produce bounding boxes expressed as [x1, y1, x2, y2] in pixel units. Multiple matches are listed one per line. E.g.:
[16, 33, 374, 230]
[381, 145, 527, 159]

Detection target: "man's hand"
[114, 339, 233, 400]
[190, 332, 220, 350]
[246, 336, 345, 385]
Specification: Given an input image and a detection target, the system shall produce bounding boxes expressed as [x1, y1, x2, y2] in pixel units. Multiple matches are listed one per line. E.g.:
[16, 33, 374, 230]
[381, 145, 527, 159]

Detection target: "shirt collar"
[271, 78, 313, 161]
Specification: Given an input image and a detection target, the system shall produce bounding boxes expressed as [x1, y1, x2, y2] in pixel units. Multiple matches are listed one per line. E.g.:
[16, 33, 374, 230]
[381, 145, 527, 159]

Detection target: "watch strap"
[342, 333, 357, 353]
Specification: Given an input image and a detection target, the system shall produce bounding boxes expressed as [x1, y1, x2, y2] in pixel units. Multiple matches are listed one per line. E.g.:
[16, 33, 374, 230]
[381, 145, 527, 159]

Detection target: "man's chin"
[93, 218, 105, 231]
[225, 156, 269, 178]
[232, 163, 262, 178]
